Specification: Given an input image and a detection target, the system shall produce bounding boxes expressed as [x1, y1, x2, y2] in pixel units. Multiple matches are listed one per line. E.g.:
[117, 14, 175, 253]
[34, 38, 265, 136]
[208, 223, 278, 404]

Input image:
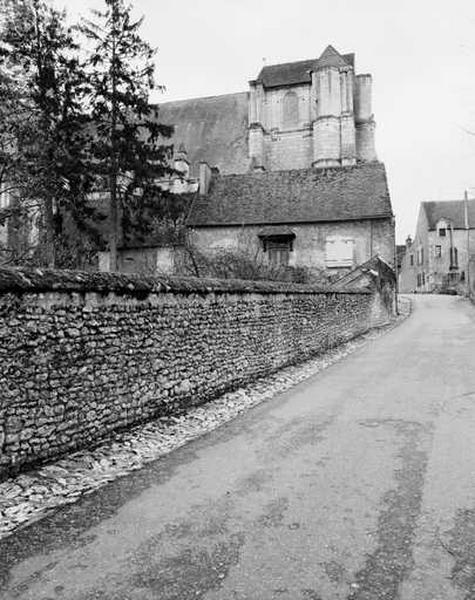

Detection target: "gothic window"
[282, 91, 299, 129]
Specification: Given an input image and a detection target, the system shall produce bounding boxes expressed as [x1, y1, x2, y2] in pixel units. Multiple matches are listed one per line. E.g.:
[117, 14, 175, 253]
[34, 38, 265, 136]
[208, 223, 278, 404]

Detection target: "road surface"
[2, 294, 475, 600]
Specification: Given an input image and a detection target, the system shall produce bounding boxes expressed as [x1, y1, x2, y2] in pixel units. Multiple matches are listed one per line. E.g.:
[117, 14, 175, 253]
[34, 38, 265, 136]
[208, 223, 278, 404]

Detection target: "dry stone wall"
[0, 268, 389, 478]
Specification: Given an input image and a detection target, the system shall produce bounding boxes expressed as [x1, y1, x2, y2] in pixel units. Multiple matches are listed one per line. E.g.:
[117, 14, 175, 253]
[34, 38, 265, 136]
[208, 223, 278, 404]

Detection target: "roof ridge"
[157, 91, 248, 107]
[259, 57, 316, 71]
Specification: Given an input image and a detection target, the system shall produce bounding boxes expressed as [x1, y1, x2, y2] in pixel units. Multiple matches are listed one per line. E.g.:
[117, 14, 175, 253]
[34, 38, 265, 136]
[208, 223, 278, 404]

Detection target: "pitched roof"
[257, 47, 355, 88]
[422, 200, 475, 229]
[332, 255, 396, 290]
[156, 92, 249, 175]
[257, 58, 316, 88]
[317, 45, 350, 69]
[188, 162, 393, 227]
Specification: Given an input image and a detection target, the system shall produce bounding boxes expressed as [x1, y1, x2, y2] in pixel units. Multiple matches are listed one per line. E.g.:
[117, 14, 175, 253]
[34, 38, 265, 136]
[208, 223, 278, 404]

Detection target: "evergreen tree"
[80, 0, 173, 271]
[0, 0, 94, 267]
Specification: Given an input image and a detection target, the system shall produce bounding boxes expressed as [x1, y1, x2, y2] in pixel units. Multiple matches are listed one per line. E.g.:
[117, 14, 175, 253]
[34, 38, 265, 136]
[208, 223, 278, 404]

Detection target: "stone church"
[116, 45, 394, 276]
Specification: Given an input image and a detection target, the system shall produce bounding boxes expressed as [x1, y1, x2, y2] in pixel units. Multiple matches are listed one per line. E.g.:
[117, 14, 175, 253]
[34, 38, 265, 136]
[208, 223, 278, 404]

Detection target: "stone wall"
[0, 267, 390, 479]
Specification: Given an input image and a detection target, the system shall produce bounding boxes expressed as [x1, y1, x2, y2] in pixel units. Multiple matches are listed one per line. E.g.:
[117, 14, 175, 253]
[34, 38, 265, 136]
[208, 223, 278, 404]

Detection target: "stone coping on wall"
[0, 267, 369, 297]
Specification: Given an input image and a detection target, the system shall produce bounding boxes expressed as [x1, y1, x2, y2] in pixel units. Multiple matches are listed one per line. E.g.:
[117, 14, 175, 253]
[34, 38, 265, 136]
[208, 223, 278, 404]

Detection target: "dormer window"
[437, 219, 448, 237]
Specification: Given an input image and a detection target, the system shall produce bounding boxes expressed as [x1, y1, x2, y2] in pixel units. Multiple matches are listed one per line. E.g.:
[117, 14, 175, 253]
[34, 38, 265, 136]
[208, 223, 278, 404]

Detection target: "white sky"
[55, 0, 475, 243]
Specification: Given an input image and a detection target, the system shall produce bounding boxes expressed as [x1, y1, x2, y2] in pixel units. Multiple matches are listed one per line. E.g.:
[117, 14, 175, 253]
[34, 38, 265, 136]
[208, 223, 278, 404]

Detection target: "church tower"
[248, 45, 377, 171]
[312, 45, 356, 168]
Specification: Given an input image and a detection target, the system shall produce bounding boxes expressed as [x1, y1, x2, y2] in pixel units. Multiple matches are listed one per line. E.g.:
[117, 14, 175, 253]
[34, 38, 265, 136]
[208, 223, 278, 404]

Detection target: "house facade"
[399, 200, 475, 293]
[186, 162, 393, 277]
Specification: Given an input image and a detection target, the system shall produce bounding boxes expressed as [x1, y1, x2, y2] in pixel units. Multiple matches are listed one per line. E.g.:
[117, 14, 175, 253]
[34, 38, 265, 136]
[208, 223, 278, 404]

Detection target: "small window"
[325, 237, 354, 268]
[450, 247, 458, 268]
[417, 273, 421, 287]
[439, 228, 446, 237]
[422, 272, 425, 285]
[260, 233, 295, 268]
[435, 245, 442, 258]
[410, 254, 414, 266]
[417, 248, 424, 266]
[266, 240, 291, 267]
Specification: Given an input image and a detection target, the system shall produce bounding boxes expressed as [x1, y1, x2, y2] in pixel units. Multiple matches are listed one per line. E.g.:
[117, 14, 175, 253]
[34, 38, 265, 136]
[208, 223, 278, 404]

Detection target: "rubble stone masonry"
[0, 268, 390, 478]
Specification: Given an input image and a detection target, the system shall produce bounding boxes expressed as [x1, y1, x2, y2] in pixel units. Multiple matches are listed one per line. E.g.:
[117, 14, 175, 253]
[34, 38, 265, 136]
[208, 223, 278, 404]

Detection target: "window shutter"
[325, 237, 354, 267]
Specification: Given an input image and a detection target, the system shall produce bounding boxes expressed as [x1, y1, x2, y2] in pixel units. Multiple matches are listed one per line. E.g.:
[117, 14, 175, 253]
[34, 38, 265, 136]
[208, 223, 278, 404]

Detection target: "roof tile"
[188, 162, 393, 227]
[257, 48, 354, 88]
[157, 92, 249, 175]
[422, 200, 475, 229]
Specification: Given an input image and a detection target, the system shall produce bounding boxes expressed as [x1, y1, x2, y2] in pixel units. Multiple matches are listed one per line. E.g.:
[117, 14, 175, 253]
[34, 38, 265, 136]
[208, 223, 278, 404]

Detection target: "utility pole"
[464, 189, 471, 298]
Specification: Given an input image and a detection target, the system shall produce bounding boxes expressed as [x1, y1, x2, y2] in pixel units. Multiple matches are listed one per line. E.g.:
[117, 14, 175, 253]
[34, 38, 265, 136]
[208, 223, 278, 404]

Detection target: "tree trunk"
[108, 1, 118, 273]
[108, 174, 118, 272]
[44, 195, 56, 268]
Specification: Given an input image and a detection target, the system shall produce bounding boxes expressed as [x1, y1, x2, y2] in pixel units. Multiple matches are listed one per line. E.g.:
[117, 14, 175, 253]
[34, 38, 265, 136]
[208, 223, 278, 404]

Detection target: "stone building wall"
[267, 129, 314, 171]
[191, 218, 395, 273]
[0, 268, 390, 478]
[261, 84, 313, 130]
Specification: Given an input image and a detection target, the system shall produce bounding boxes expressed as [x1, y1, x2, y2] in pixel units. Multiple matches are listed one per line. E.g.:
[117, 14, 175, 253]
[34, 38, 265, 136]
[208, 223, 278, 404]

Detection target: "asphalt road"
[2, 294, 475, 600]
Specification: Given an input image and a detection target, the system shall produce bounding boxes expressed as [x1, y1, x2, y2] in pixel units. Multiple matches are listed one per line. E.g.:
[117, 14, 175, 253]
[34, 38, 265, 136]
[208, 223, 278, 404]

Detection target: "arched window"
[282, 91, 299, 129]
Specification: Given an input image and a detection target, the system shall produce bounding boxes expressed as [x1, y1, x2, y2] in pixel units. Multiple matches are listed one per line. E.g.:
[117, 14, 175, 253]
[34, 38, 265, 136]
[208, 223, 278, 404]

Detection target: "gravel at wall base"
[0, 297, 410, 540]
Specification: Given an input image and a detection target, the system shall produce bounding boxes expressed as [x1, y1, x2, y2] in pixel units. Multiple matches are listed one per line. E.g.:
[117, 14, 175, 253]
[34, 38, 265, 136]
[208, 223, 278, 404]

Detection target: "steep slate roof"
[257, 46, 355, 88]
[188, 162, 392, 227]
[422, 200, 475, 229]
[156, 92, 249, 175]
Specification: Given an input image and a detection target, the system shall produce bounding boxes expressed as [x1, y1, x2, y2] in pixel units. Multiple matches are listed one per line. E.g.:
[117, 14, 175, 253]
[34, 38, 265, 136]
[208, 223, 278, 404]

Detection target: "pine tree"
[80, 0, 173, 271]
[0, 0, 93, 267]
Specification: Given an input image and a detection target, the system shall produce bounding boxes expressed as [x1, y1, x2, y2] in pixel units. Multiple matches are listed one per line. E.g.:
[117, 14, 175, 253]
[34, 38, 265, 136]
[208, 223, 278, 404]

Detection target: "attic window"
[438, 228, 446, 237]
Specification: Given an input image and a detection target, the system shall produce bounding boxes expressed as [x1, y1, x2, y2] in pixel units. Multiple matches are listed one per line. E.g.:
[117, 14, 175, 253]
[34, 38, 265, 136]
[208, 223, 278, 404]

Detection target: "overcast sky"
[56, 0, 475, 243]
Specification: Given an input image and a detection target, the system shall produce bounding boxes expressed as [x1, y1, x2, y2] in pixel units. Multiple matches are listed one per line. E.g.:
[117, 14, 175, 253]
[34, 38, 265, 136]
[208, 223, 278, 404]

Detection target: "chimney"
[174, 143, 190, 178]
[199, 161, 212, 195]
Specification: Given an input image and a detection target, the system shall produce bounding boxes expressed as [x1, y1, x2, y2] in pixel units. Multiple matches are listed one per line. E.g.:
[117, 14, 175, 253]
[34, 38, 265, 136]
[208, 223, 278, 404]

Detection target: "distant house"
[399, 200, 475, 293]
